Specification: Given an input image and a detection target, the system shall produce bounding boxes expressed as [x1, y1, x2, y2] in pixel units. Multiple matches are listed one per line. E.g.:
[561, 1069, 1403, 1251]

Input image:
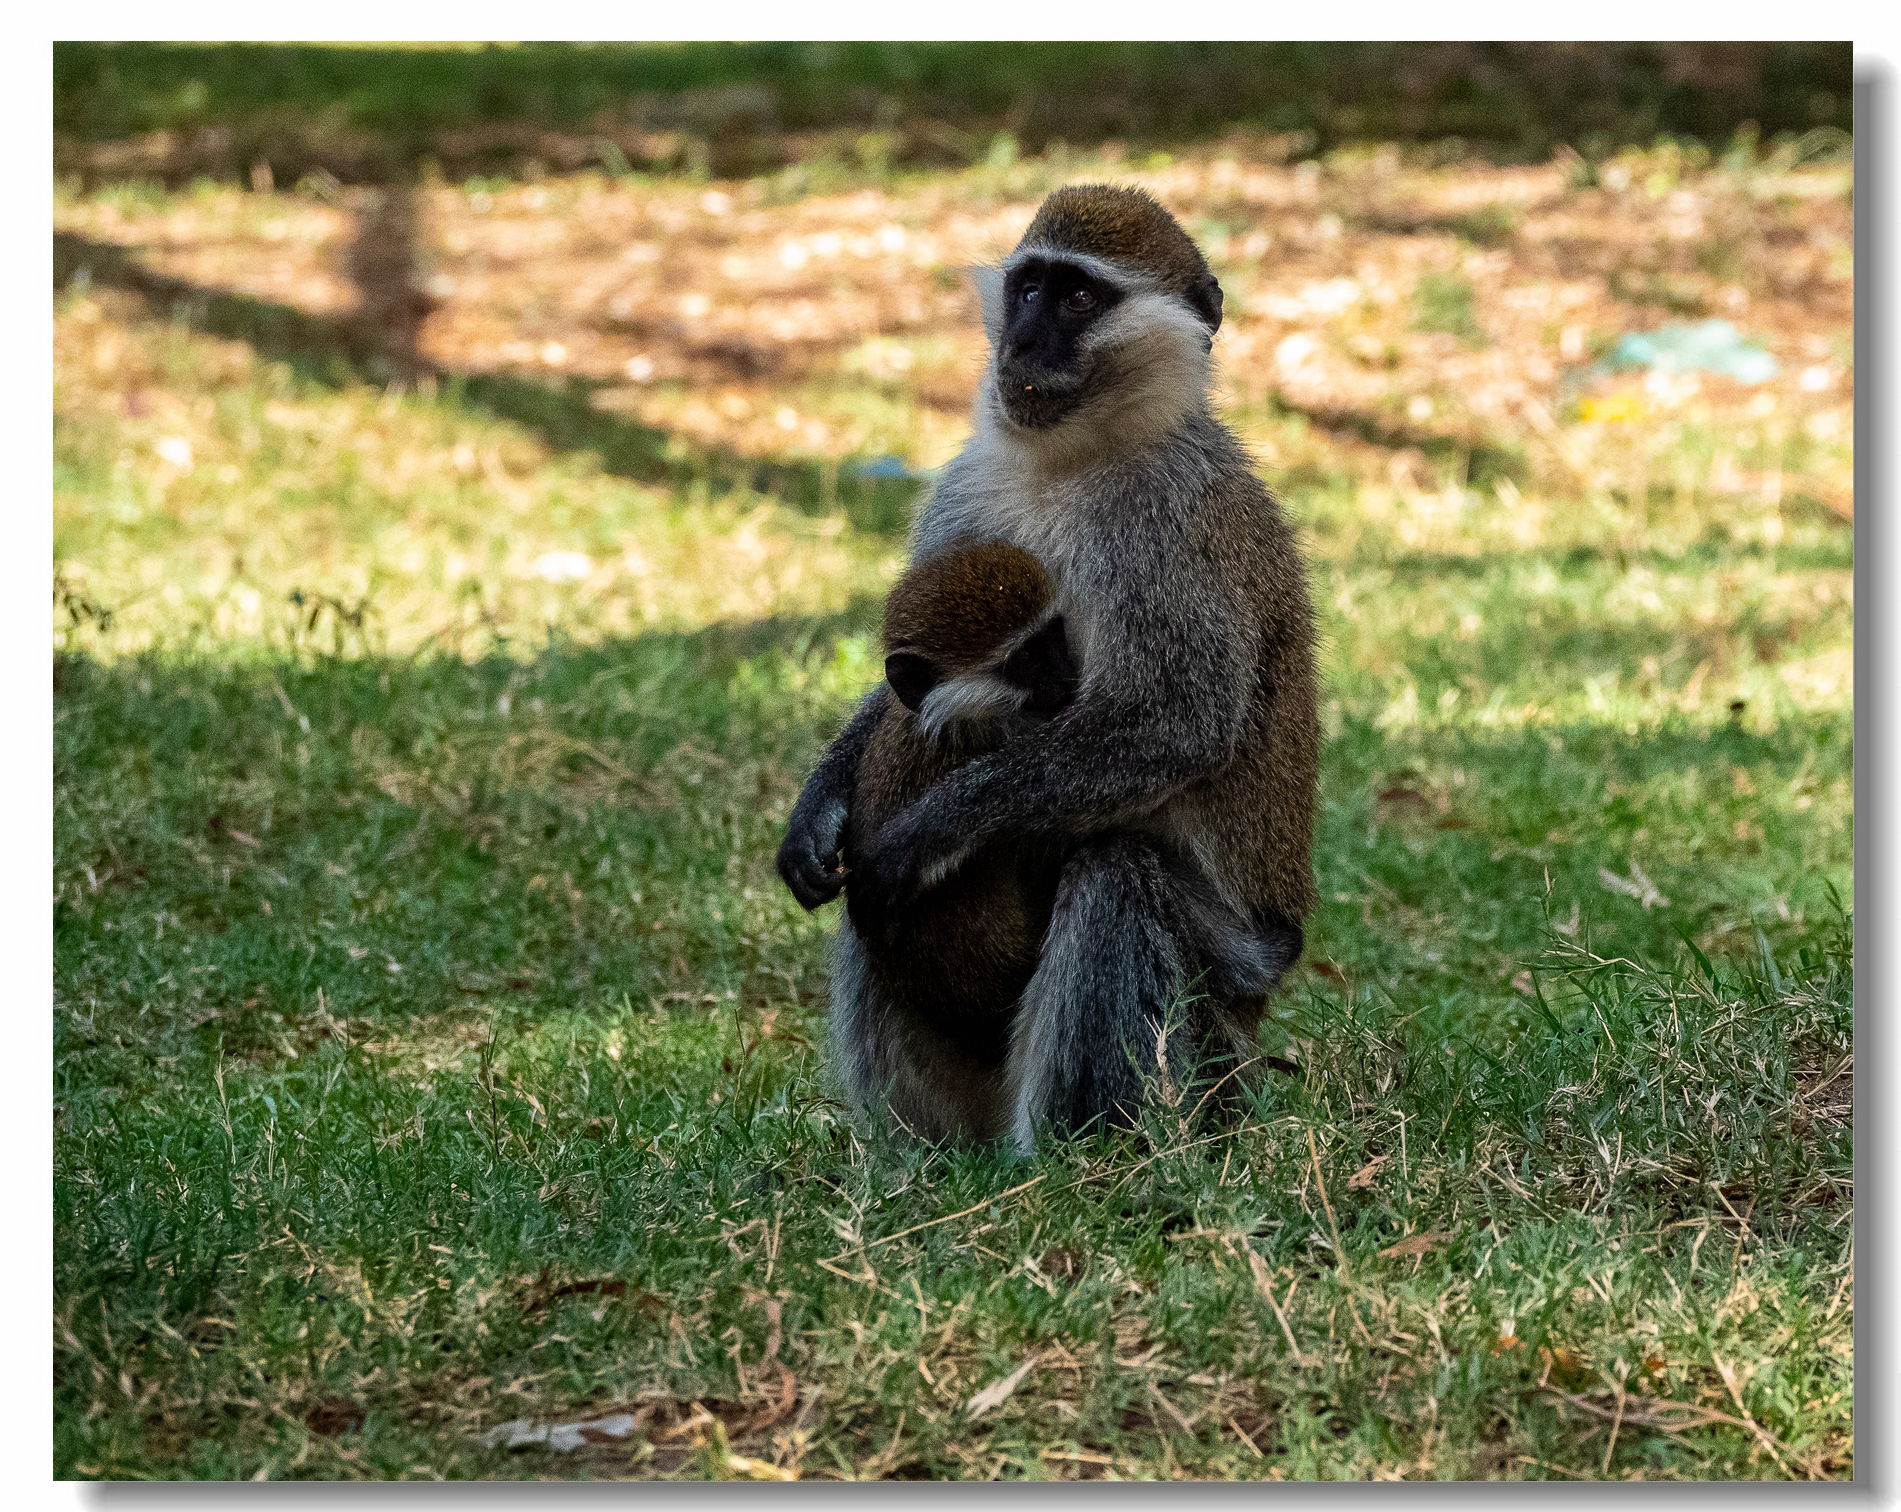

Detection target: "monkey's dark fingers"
[775, 835, 846, 911]
[1261, 1054, 1300, 1076]
[784, 858, 845, 911]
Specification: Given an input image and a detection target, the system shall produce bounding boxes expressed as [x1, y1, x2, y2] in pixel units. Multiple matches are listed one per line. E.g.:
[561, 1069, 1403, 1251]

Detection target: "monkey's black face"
[995, 257, 1125, 429]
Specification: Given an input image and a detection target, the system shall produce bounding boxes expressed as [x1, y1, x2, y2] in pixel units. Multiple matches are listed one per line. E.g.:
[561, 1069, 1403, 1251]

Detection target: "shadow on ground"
[55, 212, 925, 536]
[53, 603, 1848, 1058]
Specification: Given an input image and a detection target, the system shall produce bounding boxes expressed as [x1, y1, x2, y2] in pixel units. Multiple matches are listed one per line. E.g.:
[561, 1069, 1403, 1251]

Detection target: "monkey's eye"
[1063, 287, 1097, 313]
[1020, 284, 1041, 304]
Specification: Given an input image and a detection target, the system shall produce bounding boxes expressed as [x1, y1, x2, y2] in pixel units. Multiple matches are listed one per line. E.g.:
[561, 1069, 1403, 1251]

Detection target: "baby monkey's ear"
[884, 648, 942, 713]
[1189, 271, 1223, 342]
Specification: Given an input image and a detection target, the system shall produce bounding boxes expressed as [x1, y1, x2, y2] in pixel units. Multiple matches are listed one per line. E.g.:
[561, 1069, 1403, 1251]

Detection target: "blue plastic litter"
[854, 455, 935, 482]
[1597, 320, 1779, 385]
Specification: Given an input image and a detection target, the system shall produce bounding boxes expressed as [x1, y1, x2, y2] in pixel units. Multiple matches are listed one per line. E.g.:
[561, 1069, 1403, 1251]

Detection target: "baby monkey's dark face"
[995, 256, 1126, 430]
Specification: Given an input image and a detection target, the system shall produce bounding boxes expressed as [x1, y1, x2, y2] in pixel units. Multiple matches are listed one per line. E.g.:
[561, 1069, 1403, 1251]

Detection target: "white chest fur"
[912, 446, 1104, 676]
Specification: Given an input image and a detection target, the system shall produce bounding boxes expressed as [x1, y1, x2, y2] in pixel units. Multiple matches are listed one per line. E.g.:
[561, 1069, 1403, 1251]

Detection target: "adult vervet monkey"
[779, 184, 1318, 1150]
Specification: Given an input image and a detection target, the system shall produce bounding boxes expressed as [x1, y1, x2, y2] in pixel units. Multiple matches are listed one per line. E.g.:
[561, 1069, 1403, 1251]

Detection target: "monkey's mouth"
[995, 364, 1085, 430]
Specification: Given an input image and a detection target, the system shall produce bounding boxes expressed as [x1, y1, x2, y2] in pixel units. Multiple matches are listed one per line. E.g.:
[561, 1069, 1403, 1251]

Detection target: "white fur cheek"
[971, 365, 1007, 438]
[1079, 296, 1209, 446]
[973, 265, 1005, 345]
[916, 675, 1022, 745]
[1084, 292, 1211, 388]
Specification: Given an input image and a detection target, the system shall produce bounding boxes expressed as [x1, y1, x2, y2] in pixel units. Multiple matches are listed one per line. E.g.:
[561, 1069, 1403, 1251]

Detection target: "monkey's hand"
[776, 787, 851, 911]
[775, 687, 891, 911]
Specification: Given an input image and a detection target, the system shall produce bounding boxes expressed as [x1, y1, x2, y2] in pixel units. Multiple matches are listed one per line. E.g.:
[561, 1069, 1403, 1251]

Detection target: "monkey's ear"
[884, 648, 942, 713]
[972, 264, 1006, 343]
[1188, 272, 1223, 337]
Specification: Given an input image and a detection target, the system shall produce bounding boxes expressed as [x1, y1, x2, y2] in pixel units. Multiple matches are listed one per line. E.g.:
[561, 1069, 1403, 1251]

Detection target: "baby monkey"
[873, 539, 1078, 758]
[835, 541, 1078, 1142]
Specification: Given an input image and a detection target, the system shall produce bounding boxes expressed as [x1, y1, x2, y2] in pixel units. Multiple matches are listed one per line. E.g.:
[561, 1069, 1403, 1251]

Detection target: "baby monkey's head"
[882, 541, 1077, 745]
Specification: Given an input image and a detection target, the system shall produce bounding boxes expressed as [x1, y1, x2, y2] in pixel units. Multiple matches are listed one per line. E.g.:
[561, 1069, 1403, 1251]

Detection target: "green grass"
[53, 174, 1852, 1480]
[1413, 272, 1486, 348]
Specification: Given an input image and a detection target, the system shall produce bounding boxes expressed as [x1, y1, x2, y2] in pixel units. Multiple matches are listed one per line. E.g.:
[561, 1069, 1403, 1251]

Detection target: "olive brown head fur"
[777, 184, 1319, 1152]
[881, 540, 1077, 749]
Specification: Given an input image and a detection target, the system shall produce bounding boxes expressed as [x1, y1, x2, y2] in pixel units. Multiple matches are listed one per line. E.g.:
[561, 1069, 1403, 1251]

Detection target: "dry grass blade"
[1145, 1377, 1197, 1434]
[1602, 1380, 1627, 1474]
[1093, 1130, 1231, 1195]
[1378, 1231, 1454, 1260]
[1307, 1127, 1350, 1283]
[1712, 1355, 1799, 1477]
[1347, 1155, 1389, 1189]
[831, 1175, 1045, 1264]
[725, 1453, 799, 1481]
[965, 1355, 1039, 1419]
[1540, 1381, 1799, 1466]
[1233, 1239, 1308, 1366]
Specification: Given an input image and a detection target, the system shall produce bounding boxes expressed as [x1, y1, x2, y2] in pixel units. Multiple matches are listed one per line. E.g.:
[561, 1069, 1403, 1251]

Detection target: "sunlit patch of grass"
[54, 291, 901, 662]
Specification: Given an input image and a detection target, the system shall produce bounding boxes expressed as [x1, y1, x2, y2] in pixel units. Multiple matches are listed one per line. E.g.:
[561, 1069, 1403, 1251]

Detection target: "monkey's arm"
[775, 686, 891, 910]
[852, 542, 1254, 908]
